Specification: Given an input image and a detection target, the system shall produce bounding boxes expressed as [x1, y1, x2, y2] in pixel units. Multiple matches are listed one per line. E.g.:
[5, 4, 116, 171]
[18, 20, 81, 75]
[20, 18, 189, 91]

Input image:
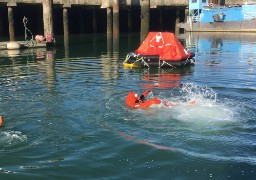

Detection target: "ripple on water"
[104, 82, 256, 166]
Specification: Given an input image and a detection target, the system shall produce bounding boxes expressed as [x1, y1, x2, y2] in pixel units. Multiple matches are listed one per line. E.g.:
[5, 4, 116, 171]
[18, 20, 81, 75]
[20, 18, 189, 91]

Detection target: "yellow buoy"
[123, 62, 140, 68]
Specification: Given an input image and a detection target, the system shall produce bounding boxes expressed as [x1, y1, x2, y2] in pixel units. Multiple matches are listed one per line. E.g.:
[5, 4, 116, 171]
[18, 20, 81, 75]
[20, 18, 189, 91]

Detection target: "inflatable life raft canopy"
[123, 32, 195, 68]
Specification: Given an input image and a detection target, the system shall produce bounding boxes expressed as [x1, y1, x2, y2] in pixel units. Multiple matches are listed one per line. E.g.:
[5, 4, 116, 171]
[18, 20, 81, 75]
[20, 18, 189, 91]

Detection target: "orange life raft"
[126, 90, 161, 109]
[123, 32, 195, 68]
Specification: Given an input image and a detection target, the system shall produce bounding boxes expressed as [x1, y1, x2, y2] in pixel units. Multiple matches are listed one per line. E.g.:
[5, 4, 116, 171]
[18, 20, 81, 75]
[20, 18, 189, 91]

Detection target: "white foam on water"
[155, 83, 237, 123]
[0, 130, 27, 147]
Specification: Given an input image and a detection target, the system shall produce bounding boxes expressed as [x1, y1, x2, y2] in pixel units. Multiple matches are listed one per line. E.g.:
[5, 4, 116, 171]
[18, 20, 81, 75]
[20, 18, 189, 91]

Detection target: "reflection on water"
[140, 67, 194, 89]
[0, 33, 256, 179]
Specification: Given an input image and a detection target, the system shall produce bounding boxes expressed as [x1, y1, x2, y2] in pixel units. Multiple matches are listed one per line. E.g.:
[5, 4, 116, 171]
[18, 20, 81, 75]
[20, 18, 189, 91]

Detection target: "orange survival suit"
[126, 90, 161, 109]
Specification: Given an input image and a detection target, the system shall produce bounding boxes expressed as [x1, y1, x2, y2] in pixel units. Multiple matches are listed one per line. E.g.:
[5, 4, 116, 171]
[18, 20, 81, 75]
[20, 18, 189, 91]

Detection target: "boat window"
[202, 0, 206, 2]
[192, 0, 197, 3]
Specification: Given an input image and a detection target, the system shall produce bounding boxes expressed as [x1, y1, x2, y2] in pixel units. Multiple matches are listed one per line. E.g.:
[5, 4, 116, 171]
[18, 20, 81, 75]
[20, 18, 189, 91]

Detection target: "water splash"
[161, 83, 236, 123]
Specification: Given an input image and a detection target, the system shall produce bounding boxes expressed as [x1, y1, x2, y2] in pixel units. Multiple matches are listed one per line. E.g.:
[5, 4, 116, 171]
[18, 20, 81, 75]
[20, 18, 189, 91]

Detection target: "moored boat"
[179, 0, 256, 32]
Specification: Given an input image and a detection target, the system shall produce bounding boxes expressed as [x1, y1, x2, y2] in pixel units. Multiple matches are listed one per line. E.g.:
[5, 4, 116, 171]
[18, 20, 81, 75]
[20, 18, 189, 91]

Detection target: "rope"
[124, 53, 150, 68]
[160, 61, 175, 68]
[23, 16, 34, 42]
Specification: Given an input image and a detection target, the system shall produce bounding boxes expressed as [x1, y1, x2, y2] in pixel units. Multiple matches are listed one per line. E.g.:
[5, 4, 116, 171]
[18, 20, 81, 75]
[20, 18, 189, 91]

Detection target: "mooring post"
[175, 9, 180, 35]
[140, 0, 150, 43]
[7, 0, 16, 42]
[42, 0, 54, 37]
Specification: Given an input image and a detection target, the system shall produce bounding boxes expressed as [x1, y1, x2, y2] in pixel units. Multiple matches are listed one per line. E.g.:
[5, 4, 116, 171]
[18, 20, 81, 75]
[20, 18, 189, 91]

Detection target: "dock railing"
[187, 16, 201, 23]
[243, 0, 256, 5]
[244, 12, 256, 20]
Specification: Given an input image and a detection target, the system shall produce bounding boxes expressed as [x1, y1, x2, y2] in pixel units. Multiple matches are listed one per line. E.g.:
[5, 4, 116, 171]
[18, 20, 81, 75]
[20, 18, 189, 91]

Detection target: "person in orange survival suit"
[126, 90, 161, 109]
[126, 90, 197, 109]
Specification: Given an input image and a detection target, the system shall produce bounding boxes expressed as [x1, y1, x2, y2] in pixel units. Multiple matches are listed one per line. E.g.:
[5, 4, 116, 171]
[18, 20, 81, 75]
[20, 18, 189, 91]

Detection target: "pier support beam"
[113, 0, 119, 52]
[106, 7, 112, 38]
[113, 0, 119, 38]
[63, 7, 69, 58]
[63, 8, 69, 37]
[8, 6, 15, 41]
[140, 0, 150, 43]
[42, 0, 54, 37]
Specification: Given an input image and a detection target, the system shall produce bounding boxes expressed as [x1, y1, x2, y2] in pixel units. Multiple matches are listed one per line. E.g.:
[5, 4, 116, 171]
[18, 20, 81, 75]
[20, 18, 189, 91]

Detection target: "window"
[192, 0, 197, 3]
[202, 0, 206, 2]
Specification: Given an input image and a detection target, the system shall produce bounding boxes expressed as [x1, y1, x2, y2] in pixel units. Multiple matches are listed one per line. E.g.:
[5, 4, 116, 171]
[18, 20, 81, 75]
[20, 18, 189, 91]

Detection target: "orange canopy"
[135, 32, 190, 61]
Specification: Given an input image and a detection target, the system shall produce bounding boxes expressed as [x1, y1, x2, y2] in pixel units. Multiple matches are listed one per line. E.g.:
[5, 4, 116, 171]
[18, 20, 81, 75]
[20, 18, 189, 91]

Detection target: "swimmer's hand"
[163, 101, 176, 107]
[187, 99, 197, 105]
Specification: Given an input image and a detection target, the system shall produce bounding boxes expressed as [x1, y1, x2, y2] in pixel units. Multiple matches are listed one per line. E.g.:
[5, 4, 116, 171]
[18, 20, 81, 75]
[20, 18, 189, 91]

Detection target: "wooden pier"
[0, 0, 244, 46]
[0, 40, 47, 50]
[0, 0, 189, 43]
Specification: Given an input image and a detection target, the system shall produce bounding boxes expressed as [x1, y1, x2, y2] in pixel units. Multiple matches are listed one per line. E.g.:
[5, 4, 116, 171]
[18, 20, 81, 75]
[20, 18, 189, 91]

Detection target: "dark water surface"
[0, 33, 256, 179]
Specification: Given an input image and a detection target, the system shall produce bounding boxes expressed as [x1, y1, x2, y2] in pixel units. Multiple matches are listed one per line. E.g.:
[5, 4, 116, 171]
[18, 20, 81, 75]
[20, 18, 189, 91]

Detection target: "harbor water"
[0, 32, 256, 179]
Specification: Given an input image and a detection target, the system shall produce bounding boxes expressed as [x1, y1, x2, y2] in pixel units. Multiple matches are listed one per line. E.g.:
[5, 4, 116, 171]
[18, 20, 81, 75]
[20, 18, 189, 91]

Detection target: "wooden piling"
[42, 0, 54, 37]
[8, 6, 15, 41]
[140, 0, 150, 43]
[107, 7, 112, 38]
[63, 8, 69, 37]
[113, 0, 119, 38]
[63, 7, 69, 58]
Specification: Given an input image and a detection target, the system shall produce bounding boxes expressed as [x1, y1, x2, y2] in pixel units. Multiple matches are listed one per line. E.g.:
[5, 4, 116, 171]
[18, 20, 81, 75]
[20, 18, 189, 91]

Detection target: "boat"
[123, 32, 195, 68]
[179, 0, 256, 32]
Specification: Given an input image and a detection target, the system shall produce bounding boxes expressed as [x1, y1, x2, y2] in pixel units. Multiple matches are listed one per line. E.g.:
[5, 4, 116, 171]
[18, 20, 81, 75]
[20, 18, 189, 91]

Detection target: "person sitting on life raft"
[126, 90, 196, 109]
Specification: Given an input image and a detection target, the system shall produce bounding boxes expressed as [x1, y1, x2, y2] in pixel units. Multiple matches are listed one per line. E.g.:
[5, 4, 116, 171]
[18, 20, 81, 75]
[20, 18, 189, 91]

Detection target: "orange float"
[0, 115, 3, 127]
